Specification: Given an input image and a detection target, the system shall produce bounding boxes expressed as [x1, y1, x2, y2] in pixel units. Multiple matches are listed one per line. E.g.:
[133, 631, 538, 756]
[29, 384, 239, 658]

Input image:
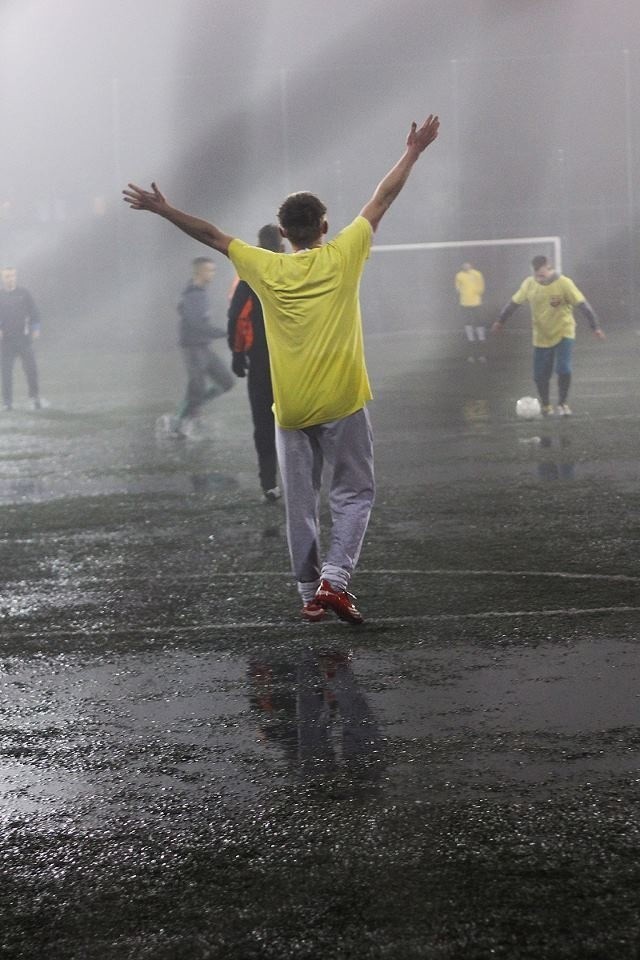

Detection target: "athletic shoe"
[31, 397, 41, 410]
[315, 579, 364, 625]
[541, 404, 554, 417]
[155, 414, 183, 439]
[263, 486, 282, 502]
[557, 403, 572, 417]
[177, 416, 202, 439]
[301, 599, 326, 622]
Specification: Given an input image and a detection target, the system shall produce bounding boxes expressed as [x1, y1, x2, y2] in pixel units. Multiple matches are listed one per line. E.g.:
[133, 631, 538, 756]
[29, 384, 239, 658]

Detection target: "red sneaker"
[315, 579, 364, 624]
[301, 599, 326, 622]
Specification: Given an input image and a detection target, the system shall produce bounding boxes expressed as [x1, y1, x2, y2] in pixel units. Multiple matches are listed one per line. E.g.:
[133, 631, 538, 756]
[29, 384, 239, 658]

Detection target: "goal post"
[362, 236, 562, 336]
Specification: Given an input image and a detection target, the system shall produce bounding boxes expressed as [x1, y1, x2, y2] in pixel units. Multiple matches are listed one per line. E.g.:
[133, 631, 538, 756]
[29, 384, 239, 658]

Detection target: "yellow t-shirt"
[455, 268, 485, 306]
[512, 274, 585, 347]
[228, 216, 373, 429]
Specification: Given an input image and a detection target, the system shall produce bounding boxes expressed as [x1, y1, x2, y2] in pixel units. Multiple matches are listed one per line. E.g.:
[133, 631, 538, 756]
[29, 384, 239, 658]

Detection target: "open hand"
[407, 114, 440, 154]
[122, 181, 168, 214]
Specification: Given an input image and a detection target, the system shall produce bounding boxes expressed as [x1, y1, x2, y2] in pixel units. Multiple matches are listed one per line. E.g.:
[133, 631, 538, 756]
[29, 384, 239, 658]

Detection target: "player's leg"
[275, 423, 324, 619]
[202, 348, 234, 403]
[461, 305, 476, 362]
[533, 346, 555, 414]
[177, 346, 208, 423]
[20, 342, 40, 408]
[555, 337, 574, 414]
[1, 344, 15, 410]
[248, 365, 278, 497]
[314, 407, 375, 623]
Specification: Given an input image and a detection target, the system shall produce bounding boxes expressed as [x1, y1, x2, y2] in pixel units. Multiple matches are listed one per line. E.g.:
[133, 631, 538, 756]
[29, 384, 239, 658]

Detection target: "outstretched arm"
[492, 299, 520, 333]
[360, 114, 440, 232]
[575, 300, 606, 339]
[122, 182, 234, 256]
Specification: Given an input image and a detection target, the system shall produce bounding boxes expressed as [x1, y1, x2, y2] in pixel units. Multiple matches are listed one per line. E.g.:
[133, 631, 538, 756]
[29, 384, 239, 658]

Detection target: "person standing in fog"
[455, 261, 486, 362]
[124, 112, 440, 623]
[163, 256, 233, 438]
[0, 267, 43, 411]
[493, 254, 605, 416]
[227, 224, 284, 503]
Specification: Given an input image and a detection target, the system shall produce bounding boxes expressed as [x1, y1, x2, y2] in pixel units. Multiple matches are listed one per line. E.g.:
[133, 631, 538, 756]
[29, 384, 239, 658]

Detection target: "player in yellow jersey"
[492, 255, 605, 416]
[123, 113, 440, 624]
[455, 262, 486, 362]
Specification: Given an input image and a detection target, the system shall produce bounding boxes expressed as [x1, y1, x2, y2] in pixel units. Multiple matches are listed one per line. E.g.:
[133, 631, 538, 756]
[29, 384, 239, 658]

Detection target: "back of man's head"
[531, 255, 548, 271]
[277, 192, 327, 248]
[257, 224, 282, 253]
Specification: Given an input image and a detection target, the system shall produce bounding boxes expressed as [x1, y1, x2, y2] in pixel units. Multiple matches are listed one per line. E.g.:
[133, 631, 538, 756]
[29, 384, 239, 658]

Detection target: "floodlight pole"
[623, 48, 636, 322]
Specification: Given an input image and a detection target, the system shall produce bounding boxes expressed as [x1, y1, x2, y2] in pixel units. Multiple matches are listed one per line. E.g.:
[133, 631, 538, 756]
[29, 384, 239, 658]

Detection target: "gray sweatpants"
[275, 407, 375, 594]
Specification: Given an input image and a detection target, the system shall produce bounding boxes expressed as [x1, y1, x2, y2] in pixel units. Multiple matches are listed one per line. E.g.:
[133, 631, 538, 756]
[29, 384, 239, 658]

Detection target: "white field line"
[5, 567, 636, 584]
[4, 604, 640, 641]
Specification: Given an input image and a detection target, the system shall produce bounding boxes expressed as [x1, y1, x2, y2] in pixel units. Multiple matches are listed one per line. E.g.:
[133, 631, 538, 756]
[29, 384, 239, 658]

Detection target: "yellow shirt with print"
[512, 274, 585, 348]
[228, 216, 373, 430]
[455, 268, 484, 307]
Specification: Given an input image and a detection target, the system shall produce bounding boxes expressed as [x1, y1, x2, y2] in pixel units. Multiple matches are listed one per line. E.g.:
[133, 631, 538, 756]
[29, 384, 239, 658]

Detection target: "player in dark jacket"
[170, 256, 233, 437]
[227, 225, 283, 500]
[0, 267, 43, 411]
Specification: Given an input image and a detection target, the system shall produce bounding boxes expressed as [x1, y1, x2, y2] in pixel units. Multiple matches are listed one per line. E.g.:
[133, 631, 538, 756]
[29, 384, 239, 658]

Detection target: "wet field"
[2, 326, 640, 959]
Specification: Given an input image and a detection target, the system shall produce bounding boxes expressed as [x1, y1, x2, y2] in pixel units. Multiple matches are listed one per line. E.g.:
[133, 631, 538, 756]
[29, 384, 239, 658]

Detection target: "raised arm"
[360, 114, 440, 233]
[122, 182, 234, 256]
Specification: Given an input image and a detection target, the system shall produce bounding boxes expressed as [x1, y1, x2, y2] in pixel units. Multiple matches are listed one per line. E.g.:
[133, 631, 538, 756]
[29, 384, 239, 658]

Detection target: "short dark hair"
[192, 256, 214, 268]
[277, 192, 326, 247]
[257, 223, 282, 252]
[531, 255, 548, 271]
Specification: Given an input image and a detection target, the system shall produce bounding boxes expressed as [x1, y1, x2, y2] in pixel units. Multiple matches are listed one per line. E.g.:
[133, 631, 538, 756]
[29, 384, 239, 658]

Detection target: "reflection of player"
[123, 112, 440, 623]
[493, 255, 605, 416]
[248, 651, 382, 773]
[455, 262, 485, 362]
[537, 433, 575, 481]
[0, 267, 43, 411]
[227, 225, 283, 502]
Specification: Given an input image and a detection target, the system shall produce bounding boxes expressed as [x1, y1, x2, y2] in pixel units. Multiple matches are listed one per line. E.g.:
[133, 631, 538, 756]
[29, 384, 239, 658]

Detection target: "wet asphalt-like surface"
[2, 329, 640, 959]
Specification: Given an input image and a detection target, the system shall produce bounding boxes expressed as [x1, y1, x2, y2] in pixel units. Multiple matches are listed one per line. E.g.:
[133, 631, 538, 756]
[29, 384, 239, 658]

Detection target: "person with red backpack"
[227, 225, 284, 501]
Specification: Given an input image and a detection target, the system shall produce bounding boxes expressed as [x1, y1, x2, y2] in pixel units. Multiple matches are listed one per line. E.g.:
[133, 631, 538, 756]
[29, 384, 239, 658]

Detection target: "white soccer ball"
[516, 396, 541, 420]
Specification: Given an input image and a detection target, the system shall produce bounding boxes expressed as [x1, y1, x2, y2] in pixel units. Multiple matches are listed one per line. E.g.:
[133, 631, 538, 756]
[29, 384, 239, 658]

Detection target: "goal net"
[361, 236, 562, 337]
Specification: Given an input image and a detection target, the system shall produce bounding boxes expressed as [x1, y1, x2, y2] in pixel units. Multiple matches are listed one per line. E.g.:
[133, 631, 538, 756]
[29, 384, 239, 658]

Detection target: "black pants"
[247, 361, 277, 493]
[1, 338, 39, 406]
[180, 345, 233, 418]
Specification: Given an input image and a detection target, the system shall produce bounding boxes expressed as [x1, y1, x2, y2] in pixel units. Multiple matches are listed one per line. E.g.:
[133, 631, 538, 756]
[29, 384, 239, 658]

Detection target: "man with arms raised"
[124, 113, 440, 623]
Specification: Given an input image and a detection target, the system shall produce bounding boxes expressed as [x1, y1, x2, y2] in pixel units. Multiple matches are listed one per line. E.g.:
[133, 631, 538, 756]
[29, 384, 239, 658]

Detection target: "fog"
[0, 0, 638, 350]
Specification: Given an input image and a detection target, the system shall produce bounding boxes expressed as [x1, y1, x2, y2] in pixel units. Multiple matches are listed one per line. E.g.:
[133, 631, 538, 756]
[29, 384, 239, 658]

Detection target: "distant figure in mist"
[493, 255, 605, 416]
[160, 256, 233, 439]
[227, 224, 284, 503]
[0, 267, 44, 411]
[124, 112, 440, 624]
[455, 261, 486, 362]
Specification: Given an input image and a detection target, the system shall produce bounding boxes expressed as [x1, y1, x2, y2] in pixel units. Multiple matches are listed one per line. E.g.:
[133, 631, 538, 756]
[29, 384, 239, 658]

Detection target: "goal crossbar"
[372, 236, 562, 273]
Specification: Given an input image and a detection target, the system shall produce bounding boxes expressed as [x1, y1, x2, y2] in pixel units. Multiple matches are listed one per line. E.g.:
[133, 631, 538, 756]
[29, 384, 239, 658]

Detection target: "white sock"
[320, 563, 350, 593]
[298, 579, 321, 603]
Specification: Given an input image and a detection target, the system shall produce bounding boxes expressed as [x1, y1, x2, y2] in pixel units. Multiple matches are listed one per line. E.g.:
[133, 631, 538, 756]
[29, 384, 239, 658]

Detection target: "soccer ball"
[516, 396, 541, 420]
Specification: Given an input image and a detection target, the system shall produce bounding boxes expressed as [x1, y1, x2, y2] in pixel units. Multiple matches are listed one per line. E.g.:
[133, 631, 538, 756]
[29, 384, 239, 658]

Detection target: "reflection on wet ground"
[2, 334, 640, 958]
